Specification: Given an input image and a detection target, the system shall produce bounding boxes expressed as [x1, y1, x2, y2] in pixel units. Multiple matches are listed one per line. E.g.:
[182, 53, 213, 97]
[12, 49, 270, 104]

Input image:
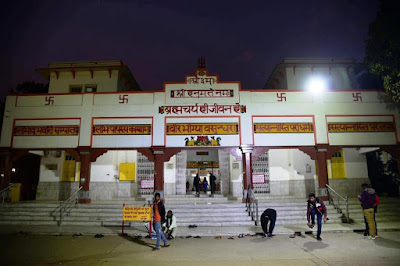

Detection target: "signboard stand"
[121, 203, 152, 237]
[121, 203, 127, 236]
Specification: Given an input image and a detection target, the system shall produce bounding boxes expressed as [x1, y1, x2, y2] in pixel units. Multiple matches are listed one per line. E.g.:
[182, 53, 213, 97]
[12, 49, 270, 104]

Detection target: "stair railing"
[326, 184, 350, 223]
[51, 186, 82, 226]
[245, 187, 259, 225]
[1, 183, 14, 206]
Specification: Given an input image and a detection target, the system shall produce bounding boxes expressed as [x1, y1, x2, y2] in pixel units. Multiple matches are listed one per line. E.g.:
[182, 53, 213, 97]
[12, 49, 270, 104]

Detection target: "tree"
[365, 0, 400, 103]
[13, 81, 49, 94]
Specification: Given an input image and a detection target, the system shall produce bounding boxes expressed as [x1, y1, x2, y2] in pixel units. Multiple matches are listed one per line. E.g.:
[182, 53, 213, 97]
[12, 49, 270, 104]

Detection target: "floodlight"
[307, 77, 327, 93]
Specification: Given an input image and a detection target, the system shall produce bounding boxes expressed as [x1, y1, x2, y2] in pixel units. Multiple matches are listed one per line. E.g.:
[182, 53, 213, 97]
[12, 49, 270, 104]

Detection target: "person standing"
[260, 208, 277, 237]
[203, 177, 208, 194]
[153, 193, 169, 250]
[163, 210, 178, 239]
[210, 172, 216, 196]
[307, 193, 328, 241]
[193, 174, 200, 197]
[359, 183, 377, 239]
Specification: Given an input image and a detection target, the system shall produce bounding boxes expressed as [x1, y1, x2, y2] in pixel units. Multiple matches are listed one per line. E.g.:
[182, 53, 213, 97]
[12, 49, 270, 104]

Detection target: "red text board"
[123, 206, 151, 221]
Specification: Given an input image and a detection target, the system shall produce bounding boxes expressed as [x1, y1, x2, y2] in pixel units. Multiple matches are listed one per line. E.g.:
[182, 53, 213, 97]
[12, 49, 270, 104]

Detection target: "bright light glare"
[12, 168, 16, 173]
[307, 77, 327, 93]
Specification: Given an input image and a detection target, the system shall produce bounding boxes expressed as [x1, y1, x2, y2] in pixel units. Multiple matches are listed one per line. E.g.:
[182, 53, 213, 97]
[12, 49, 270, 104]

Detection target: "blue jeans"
[311, 209, 322, 237]
[154, 221, 168, 248]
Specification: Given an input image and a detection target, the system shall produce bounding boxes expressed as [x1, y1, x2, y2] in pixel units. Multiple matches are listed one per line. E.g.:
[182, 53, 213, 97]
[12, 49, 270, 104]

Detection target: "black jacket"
[261, 208, 277, 223]
[193, 175, 200, 188]
[153, 200, 166, 224]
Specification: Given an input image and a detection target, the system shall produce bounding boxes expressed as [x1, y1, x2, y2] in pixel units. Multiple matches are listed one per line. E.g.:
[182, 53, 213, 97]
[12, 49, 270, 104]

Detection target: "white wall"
[49, 70, 119, 93]
[39, 152, 63, 182]
[91, 150, 138, 182]
[343, 148, 368, 179]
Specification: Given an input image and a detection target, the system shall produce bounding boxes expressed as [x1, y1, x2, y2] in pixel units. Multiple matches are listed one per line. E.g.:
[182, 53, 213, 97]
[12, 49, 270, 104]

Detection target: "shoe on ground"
[317, 236, 322, 241]
[153, 247, 160, 251]
[368, 235, 376, 240]
[363, 232, 368, 236]
[162, 243, 170, 247]
[375, 233, 379, 237]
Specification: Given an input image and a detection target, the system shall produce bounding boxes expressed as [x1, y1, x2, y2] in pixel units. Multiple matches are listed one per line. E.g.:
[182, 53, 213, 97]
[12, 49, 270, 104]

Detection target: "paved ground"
[1, 221, 400, 237]
[1, 231, 400, 265]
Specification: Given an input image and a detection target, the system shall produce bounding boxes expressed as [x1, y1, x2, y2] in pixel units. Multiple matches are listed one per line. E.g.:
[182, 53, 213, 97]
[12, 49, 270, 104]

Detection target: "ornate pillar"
[240, 145, 253, 202]
[152, 146, 165, 198]
[78, 149, 91, 203]
[316, 148, 329, 200]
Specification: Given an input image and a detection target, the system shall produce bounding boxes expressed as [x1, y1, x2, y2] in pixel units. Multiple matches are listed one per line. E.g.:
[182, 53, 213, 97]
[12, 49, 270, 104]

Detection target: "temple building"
[0, 58, 399, 203]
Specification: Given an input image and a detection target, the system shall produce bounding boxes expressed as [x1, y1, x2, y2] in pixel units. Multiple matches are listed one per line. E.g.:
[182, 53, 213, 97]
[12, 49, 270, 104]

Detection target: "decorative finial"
[198, 56, 206, 69]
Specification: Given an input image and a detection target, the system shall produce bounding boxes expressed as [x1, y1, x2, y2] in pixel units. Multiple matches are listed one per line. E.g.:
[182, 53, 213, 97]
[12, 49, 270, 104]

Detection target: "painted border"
[251, 115, 317, 145]
[325, 114, 398, 144]
[91, 116, 154, 147]
[164, 116, 242, 147]
[11, 117, 82, 148]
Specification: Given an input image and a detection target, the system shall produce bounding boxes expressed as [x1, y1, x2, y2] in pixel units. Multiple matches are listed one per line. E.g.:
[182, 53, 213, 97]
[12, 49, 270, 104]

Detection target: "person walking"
[260, 208, 277, 237]
[307, 193, 328, 241]
[359, 183, 377, 239]
[153, 193, 169, 250]
[193, 174, 200, 197]
[203, 177, 208, 194]
[163, 210, 178, 239]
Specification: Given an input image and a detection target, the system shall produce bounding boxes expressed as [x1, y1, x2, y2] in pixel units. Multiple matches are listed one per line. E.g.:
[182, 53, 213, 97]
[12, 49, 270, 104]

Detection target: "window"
[70, 85, 82, 93]
[85, 84, 97, 92]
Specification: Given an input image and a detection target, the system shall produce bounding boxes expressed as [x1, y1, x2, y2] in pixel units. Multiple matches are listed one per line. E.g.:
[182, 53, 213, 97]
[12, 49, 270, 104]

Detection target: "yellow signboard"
[328, 122, 394, 133]
[119, 163, 136, 181]
[166, 123, 238, 135]
[93, 124, 152, 135]
[123, 206, 151, 221]
[254, 123, 313, 133]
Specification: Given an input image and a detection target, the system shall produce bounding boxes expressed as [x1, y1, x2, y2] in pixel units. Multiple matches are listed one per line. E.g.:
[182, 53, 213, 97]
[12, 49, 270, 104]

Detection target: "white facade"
[1, 60, 397, 200]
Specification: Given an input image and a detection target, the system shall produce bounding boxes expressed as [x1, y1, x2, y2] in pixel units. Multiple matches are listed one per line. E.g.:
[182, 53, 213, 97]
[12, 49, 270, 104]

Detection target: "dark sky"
[0, 0, 379, 97]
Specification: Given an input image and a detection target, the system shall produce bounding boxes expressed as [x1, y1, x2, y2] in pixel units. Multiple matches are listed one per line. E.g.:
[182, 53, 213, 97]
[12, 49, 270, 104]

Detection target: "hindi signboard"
[123, 206, 151, 221]
[140, 179, 154, 189]
[252, 174, 265, 184]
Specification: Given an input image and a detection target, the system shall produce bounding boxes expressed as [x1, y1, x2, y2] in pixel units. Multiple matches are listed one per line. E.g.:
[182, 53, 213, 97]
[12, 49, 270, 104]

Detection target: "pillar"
[78, 150, 91, 203]
[316, 149, 329, 200]
[241, 145, 253, 202]
[152, 147, 165, 198]
[0, 150, 12, 190]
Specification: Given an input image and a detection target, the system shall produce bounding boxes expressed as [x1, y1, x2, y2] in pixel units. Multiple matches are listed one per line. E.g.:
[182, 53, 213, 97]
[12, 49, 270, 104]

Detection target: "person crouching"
[163, 210, 178, 240]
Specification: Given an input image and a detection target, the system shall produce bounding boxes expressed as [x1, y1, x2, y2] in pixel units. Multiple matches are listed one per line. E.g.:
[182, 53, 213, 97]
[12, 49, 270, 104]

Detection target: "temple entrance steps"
[255, 196, 400, 225]
[345, 197, 400, 224]
[0, 197, 398, 228]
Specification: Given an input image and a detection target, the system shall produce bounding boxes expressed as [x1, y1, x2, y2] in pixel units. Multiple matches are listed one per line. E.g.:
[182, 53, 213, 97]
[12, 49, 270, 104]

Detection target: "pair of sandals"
[188, 225, 198, 228]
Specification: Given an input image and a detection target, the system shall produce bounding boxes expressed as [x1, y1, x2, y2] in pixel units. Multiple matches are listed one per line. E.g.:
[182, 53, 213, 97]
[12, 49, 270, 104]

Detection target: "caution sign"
[123, 206, 151, 221]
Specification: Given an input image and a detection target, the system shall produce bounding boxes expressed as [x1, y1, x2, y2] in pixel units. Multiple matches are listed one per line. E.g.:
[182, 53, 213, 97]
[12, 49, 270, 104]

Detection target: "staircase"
[0, 195, 399, 230]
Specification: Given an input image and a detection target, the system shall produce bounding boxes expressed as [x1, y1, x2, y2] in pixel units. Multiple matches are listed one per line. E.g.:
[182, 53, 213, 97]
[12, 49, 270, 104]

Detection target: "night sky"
[0, 0, 379, 97]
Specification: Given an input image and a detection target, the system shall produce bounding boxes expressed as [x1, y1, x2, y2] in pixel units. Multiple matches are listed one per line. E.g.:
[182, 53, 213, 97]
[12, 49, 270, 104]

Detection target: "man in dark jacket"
[193, 174, 200, 197]
[153, 193, 169, 250]
[260, 208, 277, 237]
[307, 193, 327, 241]
[210, 173, 217, 196]
[359, 183, 377, 239]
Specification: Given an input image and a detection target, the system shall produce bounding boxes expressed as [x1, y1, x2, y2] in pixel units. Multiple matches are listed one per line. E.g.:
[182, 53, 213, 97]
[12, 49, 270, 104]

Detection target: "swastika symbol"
[276, 93, 287, 102]
[352, 92, 362, 102]
[119, 95, 128, 104]
[45, 96, 54, 105]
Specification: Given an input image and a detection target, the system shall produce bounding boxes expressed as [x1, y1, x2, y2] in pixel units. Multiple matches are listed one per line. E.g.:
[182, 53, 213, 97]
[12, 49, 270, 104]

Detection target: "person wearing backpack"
[203, 177, 208, 194]
[358, 183, 377, 240]
[363, 185, 380, 237]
